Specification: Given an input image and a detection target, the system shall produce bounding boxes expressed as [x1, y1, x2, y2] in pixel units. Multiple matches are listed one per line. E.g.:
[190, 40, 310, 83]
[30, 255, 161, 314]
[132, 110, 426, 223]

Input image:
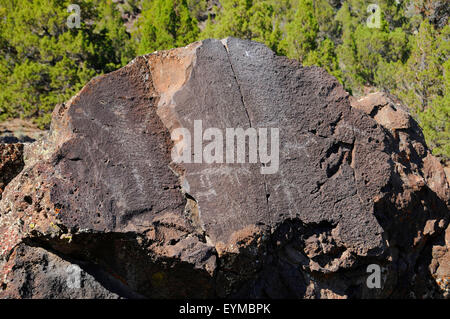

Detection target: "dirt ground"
[0, 119, 46, 143]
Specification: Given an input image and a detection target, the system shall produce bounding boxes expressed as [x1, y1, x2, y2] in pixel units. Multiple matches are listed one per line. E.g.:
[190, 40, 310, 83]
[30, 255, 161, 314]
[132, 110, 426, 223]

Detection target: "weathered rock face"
[0, 144, 24, 200]
[0, 38, 448, 299]
[351, 92, 450, 298]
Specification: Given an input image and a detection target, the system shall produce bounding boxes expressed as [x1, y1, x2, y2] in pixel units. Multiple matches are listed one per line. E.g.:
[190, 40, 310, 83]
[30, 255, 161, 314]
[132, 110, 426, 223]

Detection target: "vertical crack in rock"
[221, 38, 271, 219]
[221, 39, 253, 129]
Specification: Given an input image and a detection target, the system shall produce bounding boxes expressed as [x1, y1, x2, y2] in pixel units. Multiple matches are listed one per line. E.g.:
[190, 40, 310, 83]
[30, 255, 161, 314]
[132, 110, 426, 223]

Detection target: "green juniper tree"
[280, 0, 341, 81]
[201, 0, 283, 53]
[400, 22, 449, 160]
[134, 0, 199, 55]
[186, 0, 208, 21]
[0, 0, 133, 128]
[304, 38, 342, 81]
[335, 0, 410, 95]
[281, 0, 318, 63]
[95, 0, 135, 67]
[395, 20, 447, 114]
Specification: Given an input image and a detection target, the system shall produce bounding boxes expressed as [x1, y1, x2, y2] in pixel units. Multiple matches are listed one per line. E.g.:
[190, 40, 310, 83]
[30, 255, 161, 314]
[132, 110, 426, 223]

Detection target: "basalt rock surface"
[0, 38, 448, 299]
[0, 144, 24, 200]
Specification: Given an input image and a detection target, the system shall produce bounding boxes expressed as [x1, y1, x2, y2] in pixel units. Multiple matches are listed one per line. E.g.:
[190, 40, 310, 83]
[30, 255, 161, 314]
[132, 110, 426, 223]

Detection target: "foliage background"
[0, 0, 448, 160]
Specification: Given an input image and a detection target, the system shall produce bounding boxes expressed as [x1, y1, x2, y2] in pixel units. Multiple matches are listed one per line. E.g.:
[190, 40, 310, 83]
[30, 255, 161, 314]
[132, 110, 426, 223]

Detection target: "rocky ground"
[0, 119, 45, 144]
[0, 38, 448, 299]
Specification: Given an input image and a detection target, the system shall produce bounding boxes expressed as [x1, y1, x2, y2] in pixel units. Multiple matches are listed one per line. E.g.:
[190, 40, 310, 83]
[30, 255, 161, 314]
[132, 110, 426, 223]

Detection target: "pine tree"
[336, 0, 409, 95]
[281, 0, 319, 63]
[419, 85, 450, 160]
[396, 20, 446, 113]
[202, 0, 254, 40]
[0, 0, 134, 128]
[134, 0, 199, 55]
[313, 0, 339, 42]
[95, 0, 135, 67]
[412, 23, 449, 160]
[304, 38, 342, 82]
[186, 0, 208, 21]
[201, 0, 282, 53]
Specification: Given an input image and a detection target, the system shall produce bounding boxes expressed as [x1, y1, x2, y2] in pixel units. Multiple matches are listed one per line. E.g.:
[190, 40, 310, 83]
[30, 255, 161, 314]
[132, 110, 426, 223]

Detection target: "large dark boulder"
[0, 38, 448, 298]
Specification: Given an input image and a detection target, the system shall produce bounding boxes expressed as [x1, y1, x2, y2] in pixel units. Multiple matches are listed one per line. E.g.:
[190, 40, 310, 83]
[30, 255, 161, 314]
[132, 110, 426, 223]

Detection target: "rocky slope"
[0, 38, 448, 299]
